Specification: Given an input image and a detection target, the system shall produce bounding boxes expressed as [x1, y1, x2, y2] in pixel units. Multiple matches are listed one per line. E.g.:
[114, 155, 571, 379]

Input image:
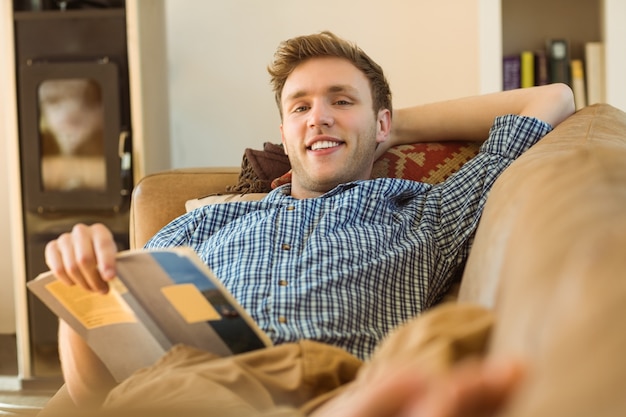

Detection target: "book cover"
[585, 42, 606, 105]
[570, 59, 587, 110]
[534, 49, 549, 86]
[520, 51, 535, 88]
[546, 39, 570, 85]
[27, 247, 272, 382]
[502, 55, 521, 91]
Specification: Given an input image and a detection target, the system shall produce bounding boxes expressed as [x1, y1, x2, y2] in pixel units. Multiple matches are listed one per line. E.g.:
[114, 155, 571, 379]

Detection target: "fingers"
[313, 357, 525, 417]
[408, 357, 526, 417]
[310, 368, 431, 417]
[79, 223, 118, 281]
[44, 223, 118, 294]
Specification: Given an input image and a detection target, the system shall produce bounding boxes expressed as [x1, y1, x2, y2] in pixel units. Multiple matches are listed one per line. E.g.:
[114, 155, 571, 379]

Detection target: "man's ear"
[279, 124, 288, 155]
[376, 108, 392, 145]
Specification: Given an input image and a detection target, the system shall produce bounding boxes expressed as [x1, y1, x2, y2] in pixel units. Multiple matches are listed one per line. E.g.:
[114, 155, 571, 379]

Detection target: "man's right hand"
[44, 223, 119, 294]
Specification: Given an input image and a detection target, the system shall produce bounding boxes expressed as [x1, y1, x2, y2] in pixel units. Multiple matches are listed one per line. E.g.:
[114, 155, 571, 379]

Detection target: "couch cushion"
[459, 103, 626, 308]
[459, 103, 626, 416]
[371, 141, 480, 183]
[271, 142, 481, 185]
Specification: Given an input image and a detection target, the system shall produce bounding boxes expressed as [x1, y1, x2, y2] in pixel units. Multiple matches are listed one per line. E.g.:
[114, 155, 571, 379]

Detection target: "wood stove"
[13, 0, 132, 382]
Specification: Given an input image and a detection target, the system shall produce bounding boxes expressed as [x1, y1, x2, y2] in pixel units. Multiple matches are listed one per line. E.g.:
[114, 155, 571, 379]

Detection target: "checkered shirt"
[146, 114, 552, 359]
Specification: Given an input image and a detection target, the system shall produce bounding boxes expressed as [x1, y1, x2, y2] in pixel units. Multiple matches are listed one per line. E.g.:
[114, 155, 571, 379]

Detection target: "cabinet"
[479, 0, 626, 111]
[0, 0, 169, 386]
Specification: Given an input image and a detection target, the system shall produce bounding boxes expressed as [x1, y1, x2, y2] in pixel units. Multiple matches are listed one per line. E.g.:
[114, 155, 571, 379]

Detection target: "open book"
[27, 247, 272, 382]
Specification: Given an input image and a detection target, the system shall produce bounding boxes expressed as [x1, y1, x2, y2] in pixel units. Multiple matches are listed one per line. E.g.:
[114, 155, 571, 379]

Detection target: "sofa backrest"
[459, 103, 626, 315]
[457, 103, 626, 417]
[129, 167, 240, 249]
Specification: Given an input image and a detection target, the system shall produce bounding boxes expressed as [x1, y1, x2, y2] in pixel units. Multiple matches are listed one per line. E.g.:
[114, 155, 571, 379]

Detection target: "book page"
[45, 278, 136, 329]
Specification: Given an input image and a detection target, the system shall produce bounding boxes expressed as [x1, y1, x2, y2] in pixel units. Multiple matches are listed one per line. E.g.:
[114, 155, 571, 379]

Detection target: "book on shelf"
[546, 39, 570, 85]
[27, 247, 272, 382]
[520, 51, 535, 88]
[502, 54, 521, 90]
[585, 41, 606, 105]
[570, 59, 587, 110]
[502, 49, 550, 90]
[534, 49, 549, 86]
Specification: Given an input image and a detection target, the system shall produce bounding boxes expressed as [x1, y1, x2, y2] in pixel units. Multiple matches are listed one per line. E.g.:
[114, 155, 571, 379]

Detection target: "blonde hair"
[267, 31, 392, 119]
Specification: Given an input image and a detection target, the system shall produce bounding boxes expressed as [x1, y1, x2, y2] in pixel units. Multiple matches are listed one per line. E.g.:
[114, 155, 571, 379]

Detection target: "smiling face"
[280, 56, 391, 199]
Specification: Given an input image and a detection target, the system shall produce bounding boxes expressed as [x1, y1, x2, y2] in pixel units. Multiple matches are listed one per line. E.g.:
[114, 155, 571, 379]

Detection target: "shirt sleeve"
[425, 114, 553, 263]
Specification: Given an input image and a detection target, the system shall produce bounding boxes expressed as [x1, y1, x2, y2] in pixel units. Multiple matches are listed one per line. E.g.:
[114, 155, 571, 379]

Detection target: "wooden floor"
[0, 334, 58, 414]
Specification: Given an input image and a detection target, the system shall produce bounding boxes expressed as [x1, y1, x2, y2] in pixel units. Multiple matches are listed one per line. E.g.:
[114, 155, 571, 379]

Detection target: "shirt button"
[278, 280, 288, 286]
[281, 243, 291, 251]
[278, 316, 287, 324]
[286, 205, 295, 211]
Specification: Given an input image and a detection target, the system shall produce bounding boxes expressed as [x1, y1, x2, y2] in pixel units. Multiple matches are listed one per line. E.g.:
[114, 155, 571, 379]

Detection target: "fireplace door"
[18, 58, 131, 214]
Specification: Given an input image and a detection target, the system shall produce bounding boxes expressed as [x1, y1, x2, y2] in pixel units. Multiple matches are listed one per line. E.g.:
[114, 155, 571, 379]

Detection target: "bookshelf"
[479, 0, 626, 111]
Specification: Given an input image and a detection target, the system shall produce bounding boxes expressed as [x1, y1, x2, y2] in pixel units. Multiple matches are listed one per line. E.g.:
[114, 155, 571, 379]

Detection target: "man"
[44, 31, 574, 414]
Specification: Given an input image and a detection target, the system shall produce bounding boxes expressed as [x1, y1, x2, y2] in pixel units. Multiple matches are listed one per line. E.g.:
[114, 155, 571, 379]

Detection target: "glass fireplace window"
[38, 78, 107, 192]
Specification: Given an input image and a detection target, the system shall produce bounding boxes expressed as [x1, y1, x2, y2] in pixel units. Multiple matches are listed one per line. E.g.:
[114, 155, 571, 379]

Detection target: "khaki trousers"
[96, 303, 493, 417]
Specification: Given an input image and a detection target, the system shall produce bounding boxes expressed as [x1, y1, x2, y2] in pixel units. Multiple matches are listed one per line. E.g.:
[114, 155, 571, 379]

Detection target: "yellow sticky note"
[161, 284, 222, 323]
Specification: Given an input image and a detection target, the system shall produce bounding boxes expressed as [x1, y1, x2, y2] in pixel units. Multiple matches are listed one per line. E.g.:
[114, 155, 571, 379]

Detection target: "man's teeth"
[310, 141, 340, 151]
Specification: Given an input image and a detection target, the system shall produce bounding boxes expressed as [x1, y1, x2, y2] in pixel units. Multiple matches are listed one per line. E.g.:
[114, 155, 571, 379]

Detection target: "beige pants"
[95, 303, 493, 417]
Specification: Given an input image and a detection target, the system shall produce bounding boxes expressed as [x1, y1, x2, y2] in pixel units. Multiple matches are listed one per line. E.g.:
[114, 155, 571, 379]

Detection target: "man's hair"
[267, 31, 392, 119]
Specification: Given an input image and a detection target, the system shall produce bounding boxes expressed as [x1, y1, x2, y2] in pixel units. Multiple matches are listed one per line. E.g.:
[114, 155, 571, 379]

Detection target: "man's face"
[280, 57, 391, 199]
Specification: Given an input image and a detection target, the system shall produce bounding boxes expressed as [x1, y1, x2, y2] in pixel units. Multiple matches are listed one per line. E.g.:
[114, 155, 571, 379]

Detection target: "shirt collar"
[267, 181, 362, 202]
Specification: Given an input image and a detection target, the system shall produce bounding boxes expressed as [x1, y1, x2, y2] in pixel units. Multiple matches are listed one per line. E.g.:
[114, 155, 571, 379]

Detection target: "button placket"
[280, 204, 295, 252]
[273, 202, 300, 336]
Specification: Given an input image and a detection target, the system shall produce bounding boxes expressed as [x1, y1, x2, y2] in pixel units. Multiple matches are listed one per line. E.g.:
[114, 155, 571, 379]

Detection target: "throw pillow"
[226, 142, 290, 194]
[270, 142, 481, 187]
[371, 142, 481, 183]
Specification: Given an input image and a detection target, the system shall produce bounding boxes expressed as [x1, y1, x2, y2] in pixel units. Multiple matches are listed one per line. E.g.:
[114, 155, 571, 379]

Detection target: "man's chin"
[293, 175, 343, 195]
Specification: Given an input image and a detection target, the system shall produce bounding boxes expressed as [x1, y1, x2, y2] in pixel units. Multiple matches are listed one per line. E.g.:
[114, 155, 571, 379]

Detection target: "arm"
[58, 320, 117, 407]
[384, 84, 574, 151]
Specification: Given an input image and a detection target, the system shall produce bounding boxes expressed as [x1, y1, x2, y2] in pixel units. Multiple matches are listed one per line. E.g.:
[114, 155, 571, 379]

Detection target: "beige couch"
[40, 103, 626, 415]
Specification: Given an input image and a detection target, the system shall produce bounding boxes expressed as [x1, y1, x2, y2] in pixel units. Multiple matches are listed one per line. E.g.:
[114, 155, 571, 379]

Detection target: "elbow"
[549, 83, 576, 126]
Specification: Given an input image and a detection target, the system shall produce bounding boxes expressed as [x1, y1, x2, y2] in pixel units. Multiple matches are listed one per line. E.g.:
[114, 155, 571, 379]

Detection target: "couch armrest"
[129, 167, 239, 249]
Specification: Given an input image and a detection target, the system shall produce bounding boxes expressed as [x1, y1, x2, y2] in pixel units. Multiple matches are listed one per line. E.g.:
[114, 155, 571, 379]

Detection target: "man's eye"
[336, 100, 352, 106]
[294, 106, 308, 113]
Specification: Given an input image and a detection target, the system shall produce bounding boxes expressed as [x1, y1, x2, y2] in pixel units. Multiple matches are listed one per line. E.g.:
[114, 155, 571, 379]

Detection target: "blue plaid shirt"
[146, 114, 551, 359]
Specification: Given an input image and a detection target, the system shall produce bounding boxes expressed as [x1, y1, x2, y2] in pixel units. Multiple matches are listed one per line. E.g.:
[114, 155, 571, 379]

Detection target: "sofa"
[38, 103, 626, 416]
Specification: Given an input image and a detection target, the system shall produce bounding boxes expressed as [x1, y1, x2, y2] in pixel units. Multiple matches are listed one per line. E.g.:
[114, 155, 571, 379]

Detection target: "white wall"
[165, 0, 482, 168]
[0, 0, 485, 334]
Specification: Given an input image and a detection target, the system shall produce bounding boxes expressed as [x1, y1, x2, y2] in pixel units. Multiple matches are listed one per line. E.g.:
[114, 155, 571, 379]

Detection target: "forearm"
[390, 84, 575, 146]
[59, 320, 117, 408]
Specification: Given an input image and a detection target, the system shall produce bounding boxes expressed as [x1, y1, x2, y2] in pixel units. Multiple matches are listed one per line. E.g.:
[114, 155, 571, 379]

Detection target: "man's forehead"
[281, 57, 370, 102]
[284, 84, 361, 101]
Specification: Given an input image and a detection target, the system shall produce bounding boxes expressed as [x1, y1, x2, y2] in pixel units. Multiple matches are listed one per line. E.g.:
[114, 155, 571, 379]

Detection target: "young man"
[44, 31, 574, 413]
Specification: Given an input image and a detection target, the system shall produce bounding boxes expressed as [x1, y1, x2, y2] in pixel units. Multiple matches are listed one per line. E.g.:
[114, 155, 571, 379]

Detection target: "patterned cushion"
[270, 142, 481, 188]
[371, 142, 481, 183]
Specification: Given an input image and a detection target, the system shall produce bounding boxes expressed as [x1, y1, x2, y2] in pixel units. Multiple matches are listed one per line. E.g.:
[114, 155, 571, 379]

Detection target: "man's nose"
[308, 103, 334, 128]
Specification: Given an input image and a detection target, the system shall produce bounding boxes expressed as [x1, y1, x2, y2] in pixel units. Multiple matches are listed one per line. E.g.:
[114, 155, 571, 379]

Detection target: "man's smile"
[309, 140, 343, 151]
